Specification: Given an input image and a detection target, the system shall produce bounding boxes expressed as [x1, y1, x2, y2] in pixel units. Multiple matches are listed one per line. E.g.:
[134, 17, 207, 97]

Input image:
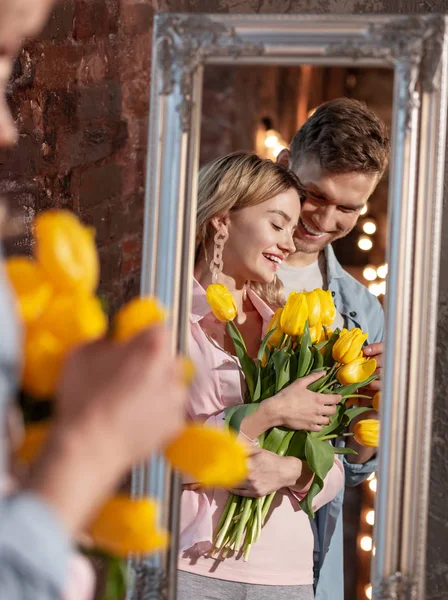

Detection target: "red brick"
[74, 0, 119, 40]
[34, 44, 85, 89]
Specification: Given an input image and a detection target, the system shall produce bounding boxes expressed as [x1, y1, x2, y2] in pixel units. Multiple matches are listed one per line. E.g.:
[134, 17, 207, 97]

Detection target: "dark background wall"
[1, 0, 447, 598]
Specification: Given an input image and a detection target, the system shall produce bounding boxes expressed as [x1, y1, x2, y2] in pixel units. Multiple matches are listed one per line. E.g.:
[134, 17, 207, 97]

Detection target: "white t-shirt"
[278, 253, 345, 331]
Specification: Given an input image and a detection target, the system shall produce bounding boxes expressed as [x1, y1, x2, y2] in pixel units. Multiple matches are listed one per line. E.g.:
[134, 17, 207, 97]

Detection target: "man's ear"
[277, 148, 291, 168]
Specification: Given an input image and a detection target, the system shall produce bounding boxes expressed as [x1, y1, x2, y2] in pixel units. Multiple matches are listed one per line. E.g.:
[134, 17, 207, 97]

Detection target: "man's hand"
[362, 342, 383, 393]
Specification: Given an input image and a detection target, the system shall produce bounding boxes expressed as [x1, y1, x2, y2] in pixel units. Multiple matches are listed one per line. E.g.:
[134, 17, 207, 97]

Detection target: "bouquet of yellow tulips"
[206, 283, 379, 561]
[6, 209, 248, 599]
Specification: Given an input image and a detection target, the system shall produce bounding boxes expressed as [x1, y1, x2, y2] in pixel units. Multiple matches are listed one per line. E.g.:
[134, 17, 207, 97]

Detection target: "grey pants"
[177, 571, 314, 600]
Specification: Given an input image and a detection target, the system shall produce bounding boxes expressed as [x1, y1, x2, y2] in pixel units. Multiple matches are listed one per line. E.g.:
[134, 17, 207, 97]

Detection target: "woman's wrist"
[240, 402, 276, 440]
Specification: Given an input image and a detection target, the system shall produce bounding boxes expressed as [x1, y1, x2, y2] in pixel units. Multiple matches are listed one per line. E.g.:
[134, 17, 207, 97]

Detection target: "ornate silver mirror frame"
[129, 13, 448, 600]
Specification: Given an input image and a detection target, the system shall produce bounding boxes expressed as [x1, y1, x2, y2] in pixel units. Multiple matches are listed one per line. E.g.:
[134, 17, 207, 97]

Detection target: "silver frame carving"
[130, 13, 448, 600]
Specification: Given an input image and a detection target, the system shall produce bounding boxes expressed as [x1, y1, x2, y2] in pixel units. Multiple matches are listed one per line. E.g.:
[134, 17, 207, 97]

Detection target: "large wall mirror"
[129, 14, 448, 600]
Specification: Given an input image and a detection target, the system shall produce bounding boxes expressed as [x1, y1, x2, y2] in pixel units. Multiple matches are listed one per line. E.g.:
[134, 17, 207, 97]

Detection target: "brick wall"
[1, 0, 154, 314]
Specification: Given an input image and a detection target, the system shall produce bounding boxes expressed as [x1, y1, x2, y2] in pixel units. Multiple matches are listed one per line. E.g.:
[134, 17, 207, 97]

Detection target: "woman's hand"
[227, 448, 304, 498]
[241, 372, 341, 441]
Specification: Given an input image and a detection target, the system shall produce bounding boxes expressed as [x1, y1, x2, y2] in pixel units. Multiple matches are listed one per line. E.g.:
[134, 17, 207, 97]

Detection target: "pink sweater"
[178, 280, 344, 586]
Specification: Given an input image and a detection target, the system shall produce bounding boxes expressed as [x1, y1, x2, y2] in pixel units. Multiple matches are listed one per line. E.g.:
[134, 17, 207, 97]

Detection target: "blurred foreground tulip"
[165, 424, 248, 487]
[333, 327, 368, 364]
[206, 284, 237, 322]
[34, 210, 99, 294]
[353, 419, 379, 448]
[280, 292, 308, 336]
[336, 357, 377, 386]
[5, 257, 52, 324]
[89, 496, 168, 557]
[38, 294, 107, 350]
[113, 296, 166, 342]
[22, 330, 66, 399]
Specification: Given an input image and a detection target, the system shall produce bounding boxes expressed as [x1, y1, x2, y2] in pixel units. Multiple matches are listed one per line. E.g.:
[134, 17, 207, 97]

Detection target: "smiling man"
[277, 98, 390, 600]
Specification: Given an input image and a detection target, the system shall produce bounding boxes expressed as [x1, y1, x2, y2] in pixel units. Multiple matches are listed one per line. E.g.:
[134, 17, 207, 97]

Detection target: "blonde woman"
[178, 152, 344, 600]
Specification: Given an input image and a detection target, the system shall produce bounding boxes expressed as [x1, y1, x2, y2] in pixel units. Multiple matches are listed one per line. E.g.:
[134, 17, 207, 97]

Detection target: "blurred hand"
[56, 327, 187, 470]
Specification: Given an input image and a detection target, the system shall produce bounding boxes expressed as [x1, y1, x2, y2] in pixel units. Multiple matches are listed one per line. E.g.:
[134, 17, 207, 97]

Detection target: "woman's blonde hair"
[196, 151, 305, 308]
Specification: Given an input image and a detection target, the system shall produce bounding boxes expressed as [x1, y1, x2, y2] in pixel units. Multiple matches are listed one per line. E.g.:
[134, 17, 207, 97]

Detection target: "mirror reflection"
[178, 65, 392, 600]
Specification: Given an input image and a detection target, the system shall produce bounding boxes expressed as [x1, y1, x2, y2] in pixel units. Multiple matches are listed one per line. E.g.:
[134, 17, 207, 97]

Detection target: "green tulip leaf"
[305, 433, 335, 480]
[285, 430, 307, 459]
[335, 374, 378, 398]
[257, 328, 276, 364]
[297, 323, 313, 378]
[227, 321, 256, 400]
[334, 447, 358, 455]
[299, 475, 324, 518]
[272, 348, 291, 393]
[224, 404, 259, 433]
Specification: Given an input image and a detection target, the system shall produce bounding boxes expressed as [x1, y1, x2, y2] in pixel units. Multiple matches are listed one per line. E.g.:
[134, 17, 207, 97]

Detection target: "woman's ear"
[277, 148, 291, 168]
[210, 214, 230, 235]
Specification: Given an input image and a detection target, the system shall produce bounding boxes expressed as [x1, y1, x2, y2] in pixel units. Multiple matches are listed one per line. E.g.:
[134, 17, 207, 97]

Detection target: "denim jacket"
[314, 245, 384, 600]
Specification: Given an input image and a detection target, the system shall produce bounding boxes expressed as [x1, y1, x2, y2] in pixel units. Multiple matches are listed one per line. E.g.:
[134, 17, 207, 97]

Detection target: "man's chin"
[294, 237, 329, 254]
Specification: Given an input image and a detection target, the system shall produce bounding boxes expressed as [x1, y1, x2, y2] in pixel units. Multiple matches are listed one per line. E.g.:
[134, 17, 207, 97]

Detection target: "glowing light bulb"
[363, 221, 377, 235]
[366, 510, 375, 525]
[265, 134, 279, 148]
[369, 478, 377, 492]
[377, 263, 388, 279]
[367, 473, 375, 481]
[379, 280, 386, 296]
[365, 584, 372, 599]
[363, 266, 377, 281]
[360, 535, 373, 552]
[368, 283, 381, 297]
[358, 236, 373, 251]
[360, 204, 368, 216]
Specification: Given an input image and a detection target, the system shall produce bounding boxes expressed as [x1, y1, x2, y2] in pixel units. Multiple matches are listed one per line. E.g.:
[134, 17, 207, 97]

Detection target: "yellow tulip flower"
[181, 357, 196, 386]
[332, 327, 368, 364]
[16, 421, 50, 463]
[114, 296, 166, 342]
[305, 290, 321, 327]
[165, 424, 248, 487]
[316, 289, 336, 327]
[38, 294, 108, 350]
[310, 322, 324, 344]
[22, 330, 66, 399]
[336, 357, 377, 386]
[280, 292, 308, 336]
[266, 308, 284, 348]
[353, 419, 380, 448]
[372, 391, 380, 412]
[34, 210, 99, 294]
[89, 496, 169, 557]
[5, 257, 53, 324]
[206, 284, 237, 322]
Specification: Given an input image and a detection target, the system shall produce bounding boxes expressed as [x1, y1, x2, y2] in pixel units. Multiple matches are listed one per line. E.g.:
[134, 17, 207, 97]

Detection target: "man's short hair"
[289, 98, 390, 178]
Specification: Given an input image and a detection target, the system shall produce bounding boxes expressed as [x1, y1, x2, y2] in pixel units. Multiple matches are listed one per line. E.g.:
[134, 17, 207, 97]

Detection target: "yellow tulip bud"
[266, 308, 284, 348]
[353, 419, 379, 448]
[89, 496, 169, 557]
[372, 391, 380, 412]
[316, 289, 336, 327]
[310, 322, 323, 344]
[114, 296, 166, 342]
[336, 357, 377, 386]
[5, 257, 53, 324]
[332, 328, 368, 364]
[16, 421, 50, 463]
[34, 210, 99, 294]
[165, 424, 248, 487]
[38, 294, 108, 350]
[280, 292, 308, 336]
[305, 290, 321, 327]
[206, 284, 237, 322]
[22, 330, 66, 399]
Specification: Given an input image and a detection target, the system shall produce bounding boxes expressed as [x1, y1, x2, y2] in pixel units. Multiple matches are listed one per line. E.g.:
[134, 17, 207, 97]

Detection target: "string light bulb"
[368, 282, 381, 297]
[377, 264, 388, 279]
[365, 584, 372, 599]
[369, 478, 377, 492]
[366, 510, 375, 525]
[363, 266, 377, 281]
[363, 221, 377, 235]
[358, 236, 373, 251]
[360, 204, 368, 216]
[360, 535, 373, 552]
